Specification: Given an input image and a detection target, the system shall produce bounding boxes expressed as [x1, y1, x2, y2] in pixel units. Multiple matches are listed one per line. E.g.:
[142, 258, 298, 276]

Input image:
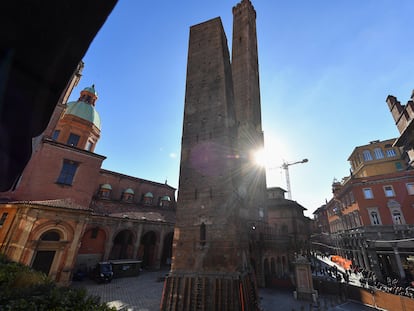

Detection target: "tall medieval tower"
[161, 1, 265, 310]
[232, 0, 267, 224]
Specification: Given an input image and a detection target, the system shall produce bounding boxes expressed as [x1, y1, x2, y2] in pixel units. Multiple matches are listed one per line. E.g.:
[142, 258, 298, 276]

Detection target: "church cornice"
[42, 137, 106, 160]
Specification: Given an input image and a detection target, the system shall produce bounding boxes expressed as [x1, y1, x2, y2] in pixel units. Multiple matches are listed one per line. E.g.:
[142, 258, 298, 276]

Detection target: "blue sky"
[69, 0, 414, 216]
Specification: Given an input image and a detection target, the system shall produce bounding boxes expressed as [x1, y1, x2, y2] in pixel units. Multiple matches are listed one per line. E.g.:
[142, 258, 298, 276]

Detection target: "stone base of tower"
[160, 271, 260, 311]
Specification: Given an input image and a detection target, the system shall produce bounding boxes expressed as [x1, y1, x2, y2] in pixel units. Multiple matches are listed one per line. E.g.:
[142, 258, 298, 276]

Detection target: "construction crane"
[281, 158, 308, 200]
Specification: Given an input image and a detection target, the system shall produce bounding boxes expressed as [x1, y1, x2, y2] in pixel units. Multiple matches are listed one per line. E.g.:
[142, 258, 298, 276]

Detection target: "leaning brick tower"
[232, 0, 267, 288]
[161, 1, 263, 310]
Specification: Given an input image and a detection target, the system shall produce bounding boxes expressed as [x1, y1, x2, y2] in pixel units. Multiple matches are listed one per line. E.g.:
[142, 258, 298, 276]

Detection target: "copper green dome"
[83, 85, 97, 96]
[161, 195, 171, 201]
[144, 192, 154, 198]
[65, 100, 101, 129]
[124, 188, 134, 194]
[100, 183, 112, 190]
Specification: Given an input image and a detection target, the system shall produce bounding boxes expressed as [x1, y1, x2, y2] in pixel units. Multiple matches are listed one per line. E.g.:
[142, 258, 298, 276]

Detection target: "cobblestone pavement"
[71, 269, 378, 311]
[71, 270, 166, 311]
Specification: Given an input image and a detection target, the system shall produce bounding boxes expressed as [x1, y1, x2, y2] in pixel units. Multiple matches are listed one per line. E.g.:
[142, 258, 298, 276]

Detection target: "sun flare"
[253, 149, 267, 167]
[252, 135, 289, 170]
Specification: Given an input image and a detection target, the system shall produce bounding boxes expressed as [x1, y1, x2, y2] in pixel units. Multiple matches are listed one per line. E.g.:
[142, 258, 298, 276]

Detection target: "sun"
[252, 135, 288, 170]
[253, 148, 267, 167]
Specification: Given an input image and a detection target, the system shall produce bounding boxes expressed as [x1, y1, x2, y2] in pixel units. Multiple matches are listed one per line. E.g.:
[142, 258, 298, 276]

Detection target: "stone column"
[61, 219, 88, 285]
[392, 243, 406, 280]
[16, 210, 38, 263]
[132, 224, 143, 259]
[356, 251, 363, 269]
[155, 227, 165, 269]
[361, 246, 370, 270]
[351, 249, 356, 265]
[293, 255, 317, 302]
[103, 229, 115, 260]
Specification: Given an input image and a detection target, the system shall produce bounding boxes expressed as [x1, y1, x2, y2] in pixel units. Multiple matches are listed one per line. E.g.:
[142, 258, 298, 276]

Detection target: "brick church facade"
[0, 62, 176, 286]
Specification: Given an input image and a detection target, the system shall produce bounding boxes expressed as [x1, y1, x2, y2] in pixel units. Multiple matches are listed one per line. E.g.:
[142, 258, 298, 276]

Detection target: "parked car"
[91, 262, 113, 283]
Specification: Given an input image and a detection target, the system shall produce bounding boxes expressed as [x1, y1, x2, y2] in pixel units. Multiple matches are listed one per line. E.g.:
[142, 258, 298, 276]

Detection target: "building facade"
[320, 139, 414, 283]
[259, 187, 310, 288]
[387, 90, 414, 167]
[0, 66, 176, 285]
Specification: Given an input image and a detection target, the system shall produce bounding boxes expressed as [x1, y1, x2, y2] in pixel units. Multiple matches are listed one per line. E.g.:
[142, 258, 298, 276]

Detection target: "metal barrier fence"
[313, 278, 414, 311]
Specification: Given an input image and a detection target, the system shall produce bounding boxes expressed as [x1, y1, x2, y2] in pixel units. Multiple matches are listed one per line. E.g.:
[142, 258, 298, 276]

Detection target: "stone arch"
[161, 231, 174, 266]
[109, 229, 135, 260]
[31, 229, 63, 276]
[28, 221, 74, 279]
[139, 230, 158, 268]
[29, 220, 74, 242]
[79, 226, 108, 254]
[40, 230, 60, 240]
[76, 226, 108, 271]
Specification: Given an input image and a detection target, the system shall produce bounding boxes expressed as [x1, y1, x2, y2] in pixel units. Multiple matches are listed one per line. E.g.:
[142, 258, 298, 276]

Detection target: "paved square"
[72, 270, 378, 311]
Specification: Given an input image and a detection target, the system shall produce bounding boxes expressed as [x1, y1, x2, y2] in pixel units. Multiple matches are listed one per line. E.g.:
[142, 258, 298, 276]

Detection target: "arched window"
[40, 230, 60, 241]
[373, 148, 384, 159]
[159, 195, 171, 207]
[99, 184, 112, 199]
[392, 211, 403, 225]
[143, 192, 153, 205]
[370, 211, 380, 225]
[122, 188, 134, 202]
[363, 150, 373, 161]
[386, 148, 397, 157]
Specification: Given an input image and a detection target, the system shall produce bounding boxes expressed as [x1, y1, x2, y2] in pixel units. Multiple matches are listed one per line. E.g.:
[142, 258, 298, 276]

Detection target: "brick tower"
[232, 0, 267, 220]
[232, 0, 267, 288]
[161, 1, 263, 310]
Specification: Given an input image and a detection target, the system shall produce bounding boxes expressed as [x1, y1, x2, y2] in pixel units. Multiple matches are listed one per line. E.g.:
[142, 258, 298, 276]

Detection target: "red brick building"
[259, 187, 311, 287]
[387, 91, 414, 167]
[0, 65, 176, 285]
[322, 139, 414, 282]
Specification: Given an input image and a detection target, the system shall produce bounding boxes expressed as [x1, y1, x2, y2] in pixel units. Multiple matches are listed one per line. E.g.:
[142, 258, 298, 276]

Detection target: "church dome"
[82, 85, 97, 96]
[144, 192, 154, 198]
[100, 183, 112, 190]
[65, 100, 101, 129]
[124, 188, 134, 194]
